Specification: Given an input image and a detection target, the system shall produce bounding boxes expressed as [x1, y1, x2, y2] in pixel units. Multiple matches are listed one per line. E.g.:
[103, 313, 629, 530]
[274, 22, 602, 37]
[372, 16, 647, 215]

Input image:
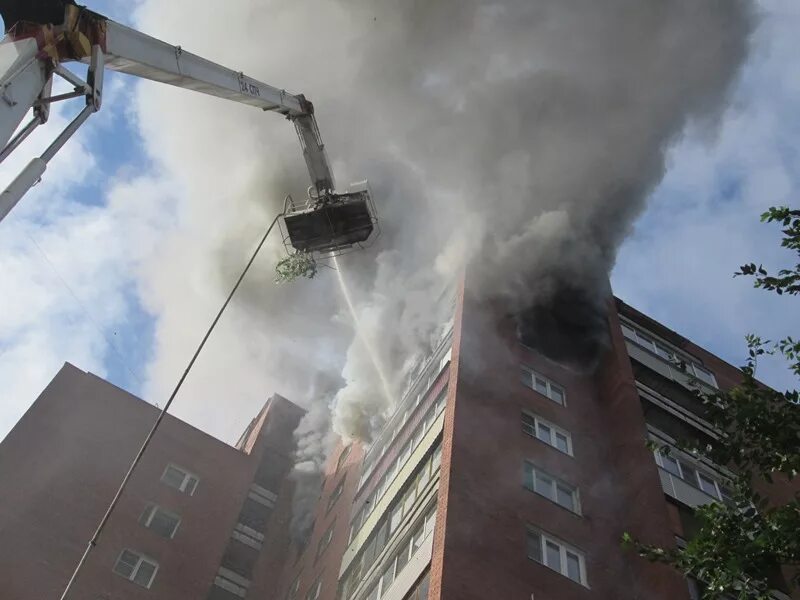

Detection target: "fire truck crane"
[0, 0, 377, 256]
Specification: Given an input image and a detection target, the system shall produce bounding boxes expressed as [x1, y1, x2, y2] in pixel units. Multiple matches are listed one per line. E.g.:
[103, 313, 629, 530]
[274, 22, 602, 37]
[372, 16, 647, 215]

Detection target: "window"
[380, 559, 395, 594]
[439, 348, 452, 372]
[306, 578, 322, 600]
[327, 479, 345, 512]
[524, 462, 579, 513]
[342, 444, 442, 597]
[653, 449, 723, 500]
[139, 504, 181, 538]
[214, 567, 250, 598]
[520, 367, 565, 405]
[358, 387, 447, 496]
[692, 364, 716, 386]
[697, 472, 719, 497]
[431, 443, 442, 472]
[232, 522, 264, 550]
[353, 398, 446, 535]
[365, 583, 379, 600]
[349, 507, 365, 543]
[286, 575, 301, 600]
[113, 549, 158, 588]
[336, 445, 352, 472]
[527, 528, 587, 586]
[340, 503, 437, 600]
[240, 496, 273, 532]
[248, 483, 277, 508]
[521, 412, 572, 455]
[316, 521, 335, 560]
[620, 320, 718, 387]
[389, 503, 403, 534]
[404, 570, 430, 600]
[621, 322, 637, 340]
[636, 332, 657, 353]
[660, 453, 682, 478]
[161, 464, 199, 495]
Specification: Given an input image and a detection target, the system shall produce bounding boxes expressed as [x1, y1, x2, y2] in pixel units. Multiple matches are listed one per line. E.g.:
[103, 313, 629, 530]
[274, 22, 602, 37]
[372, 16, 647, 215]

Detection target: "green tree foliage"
[624, 207, 800, 599]
[274, 252, 318, 283]
[736, 207, 800, 298]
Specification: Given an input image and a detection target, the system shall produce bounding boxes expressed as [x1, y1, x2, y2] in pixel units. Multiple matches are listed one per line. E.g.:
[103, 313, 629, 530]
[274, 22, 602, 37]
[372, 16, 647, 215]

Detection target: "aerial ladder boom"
[0, 1, 375, 255]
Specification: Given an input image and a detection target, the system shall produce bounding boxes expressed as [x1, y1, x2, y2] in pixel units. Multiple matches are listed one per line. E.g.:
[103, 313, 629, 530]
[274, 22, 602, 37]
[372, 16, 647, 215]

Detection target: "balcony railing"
[657, 467, 720, 509]
[625, 341, 717, 394]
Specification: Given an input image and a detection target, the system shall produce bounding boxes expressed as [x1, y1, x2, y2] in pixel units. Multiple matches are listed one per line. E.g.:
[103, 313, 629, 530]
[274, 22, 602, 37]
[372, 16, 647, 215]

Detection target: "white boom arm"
[0, 4, 335, 223]
[101, 19, 335, 194]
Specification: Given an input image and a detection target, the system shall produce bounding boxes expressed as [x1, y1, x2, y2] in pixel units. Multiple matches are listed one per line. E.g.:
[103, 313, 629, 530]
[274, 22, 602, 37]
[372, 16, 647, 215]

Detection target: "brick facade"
[0, 363, 303, 600]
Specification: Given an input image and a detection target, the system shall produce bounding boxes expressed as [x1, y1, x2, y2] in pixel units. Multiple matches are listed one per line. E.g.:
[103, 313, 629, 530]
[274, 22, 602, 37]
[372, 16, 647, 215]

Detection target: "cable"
[25, 233, 144, 388]
[58, 209, 285, 600]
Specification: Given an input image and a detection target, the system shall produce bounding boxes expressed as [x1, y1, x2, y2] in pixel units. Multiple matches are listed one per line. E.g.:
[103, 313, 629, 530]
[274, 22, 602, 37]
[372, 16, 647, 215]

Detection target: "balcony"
[657, 467, 720, 509]
[625, 341, 716, 393]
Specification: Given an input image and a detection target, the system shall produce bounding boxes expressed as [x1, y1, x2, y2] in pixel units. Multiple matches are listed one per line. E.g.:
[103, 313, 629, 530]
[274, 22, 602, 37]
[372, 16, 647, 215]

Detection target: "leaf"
[274, 252, 318, 283]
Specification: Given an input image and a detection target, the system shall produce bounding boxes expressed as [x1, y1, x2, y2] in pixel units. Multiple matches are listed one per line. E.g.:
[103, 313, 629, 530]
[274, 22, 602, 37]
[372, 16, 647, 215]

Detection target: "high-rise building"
[0, 363, 304, 600]
[276, 285, 799, 600]
[3, 286, 797, 600]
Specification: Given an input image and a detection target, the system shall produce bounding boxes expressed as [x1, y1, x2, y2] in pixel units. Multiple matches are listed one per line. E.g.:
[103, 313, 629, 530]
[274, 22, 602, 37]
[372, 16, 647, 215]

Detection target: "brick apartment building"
[0, 363, 304, 600]
[276, 283, 799, 600]
[2, 286, 797, 600]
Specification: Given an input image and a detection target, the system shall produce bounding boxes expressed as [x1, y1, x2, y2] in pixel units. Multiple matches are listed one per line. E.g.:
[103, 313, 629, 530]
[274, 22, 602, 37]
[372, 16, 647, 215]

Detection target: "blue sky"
[0, 1, 798, 443]
[612, 1, 800, 392]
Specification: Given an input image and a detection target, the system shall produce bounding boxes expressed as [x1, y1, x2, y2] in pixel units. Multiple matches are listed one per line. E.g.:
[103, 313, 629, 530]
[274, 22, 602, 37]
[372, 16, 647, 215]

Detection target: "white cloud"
[612, 0, 800, 392]
[0, 70, 174, 438]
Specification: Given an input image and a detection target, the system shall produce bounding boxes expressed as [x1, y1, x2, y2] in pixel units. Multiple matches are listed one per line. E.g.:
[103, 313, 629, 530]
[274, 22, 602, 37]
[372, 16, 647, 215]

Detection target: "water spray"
[332, 255, 394, 407]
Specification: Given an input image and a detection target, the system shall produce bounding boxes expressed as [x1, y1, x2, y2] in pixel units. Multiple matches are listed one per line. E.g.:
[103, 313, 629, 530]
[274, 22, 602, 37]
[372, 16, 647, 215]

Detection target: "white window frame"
[233, 522, 265, 550]
[215, 567, 250, 598]
[524, 461, 580, 514]
[521, 411, 573, 456]
[286, 576, 301, 600]
[620, 319, 718, 388]
[520, 366, 566, 406]
[327, 479, 345, 512]
[374, 504, 437, 600]
[336, 445, 352, 472]
[317, 521, 335, 559]
[113, 549, 159, 588]
[139, 504, 181, 538]
[350, 395, 446, 542]
[527, 528, 588, 587]
[653, 449, 723, 501]
[306, 578, 322, 600]
[161, 463, 199, 495]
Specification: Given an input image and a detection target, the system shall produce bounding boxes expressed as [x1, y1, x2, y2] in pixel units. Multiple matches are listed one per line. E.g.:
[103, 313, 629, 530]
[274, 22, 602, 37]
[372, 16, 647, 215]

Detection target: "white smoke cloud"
[0, 1, 757, 465]
[123, 0, 754, 447]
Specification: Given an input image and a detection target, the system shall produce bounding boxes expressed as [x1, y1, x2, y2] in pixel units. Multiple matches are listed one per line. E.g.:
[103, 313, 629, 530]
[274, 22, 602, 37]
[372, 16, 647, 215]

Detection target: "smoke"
[322, 0, 754, 432]
[290, 399, 338, 542]
[130, 0, 753, 535]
